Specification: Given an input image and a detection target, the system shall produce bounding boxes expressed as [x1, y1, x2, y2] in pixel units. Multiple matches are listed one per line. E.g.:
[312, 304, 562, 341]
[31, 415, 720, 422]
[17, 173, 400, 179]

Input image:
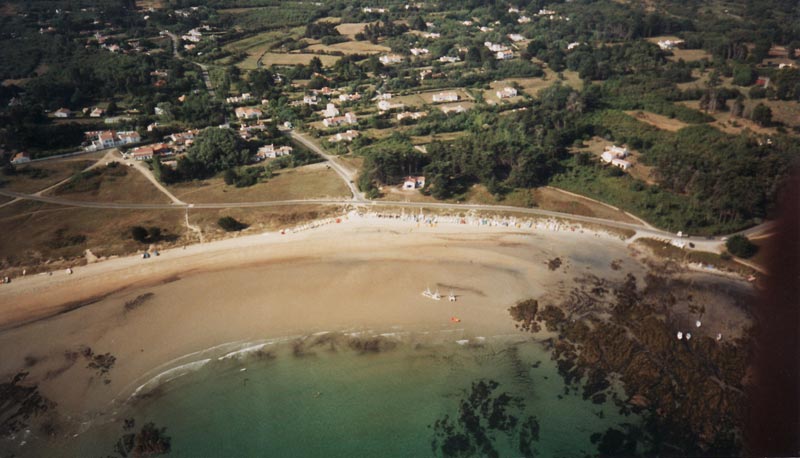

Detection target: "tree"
[411, 15, 427, 31]
[218, 216, 247, 232]
[131, 226, 148, 243]
[309, 56, 323, 75]
[732, 64, 756, 86]
[751, 103, 772, 126]
[726, 235, 758, 258]
[178, 128, 250, 180]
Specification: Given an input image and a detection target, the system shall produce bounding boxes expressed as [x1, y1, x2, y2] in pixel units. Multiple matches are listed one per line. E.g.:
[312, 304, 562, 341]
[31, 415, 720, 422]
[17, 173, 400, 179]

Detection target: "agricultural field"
[168, 162, 349, 204]
[678, 100, 778, 136]
[335, 23, 369, 39]
[484, 80, 527, 105]
[393, 88, 474, 107]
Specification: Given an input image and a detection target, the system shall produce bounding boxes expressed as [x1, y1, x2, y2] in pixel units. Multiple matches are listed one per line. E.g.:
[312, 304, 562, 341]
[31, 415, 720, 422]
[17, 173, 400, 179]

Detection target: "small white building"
[508, 34, 525, 42]
[322, 103, 340, 118]
[403, 176, 426, 190]
[323, 112, 358, 128]
[496, 87, 518, 99]
[611, 158, 632, 170]
[377, 100, 404, 112]
[379, 54, 404, 65]
[11, 152, 30, 164]
[441, 105, 467, 114]
[567, 42, 583, 51]
[432, 92, 459, 103]
[410, 48, 429, 56]
[235, 107, 263, 119]
[90, 107, 105, 118]
[518, 15, 531, 23]
[397, 111, 427, 121]
[496, 50, 514, 60]
[439, 55, 460, 63]
[257, 144, 293, 160]
[54, 108, 73, 118]
[329, 130, 360, 143]
[303, 95, 319, 106]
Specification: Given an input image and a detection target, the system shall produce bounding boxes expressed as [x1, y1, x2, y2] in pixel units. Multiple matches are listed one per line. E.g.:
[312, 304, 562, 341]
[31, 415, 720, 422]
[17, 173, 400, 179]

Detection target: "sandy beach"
[0, 212, 751, 438]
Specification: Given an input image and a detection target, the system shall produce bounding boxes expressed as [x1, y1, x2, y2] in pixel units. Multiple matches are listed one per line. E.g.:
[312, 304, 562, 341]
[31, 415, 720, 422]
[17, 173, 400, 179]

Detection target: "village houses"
[322, 103, 340, 119]
[128, 143, 172, 161]
[11, 152, 31, 164]
[88, 130, 141, 150]
[601, 145, 632, 170]
[235, 107, 263, 120]
[496, 87, 518, 99]
[377, 100, 405, 112]
[496, 50, 514, 60]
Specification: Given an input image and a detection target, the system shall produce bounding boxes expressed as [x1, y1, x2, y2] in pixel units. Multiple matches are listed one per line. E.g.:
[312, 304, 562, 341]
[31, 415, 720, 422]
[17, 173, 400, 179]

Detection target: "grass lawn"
[0, 156, 100, 194]
[169, 163, 350, 204]
[259, 52, 341, 68]
[678, 100, 778, 136]
[335, 23, 369, 39]
[45, 163, 171, 204]
[393, 88, 474, 107]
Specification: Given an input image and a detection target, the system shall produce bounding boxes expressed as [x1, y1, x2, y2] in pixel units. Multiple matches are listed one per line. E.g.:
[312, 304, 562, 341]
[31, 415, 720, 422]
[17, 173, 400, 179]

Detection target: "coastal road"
[0, 188, 733, 253]
[286, 130, 364, 202]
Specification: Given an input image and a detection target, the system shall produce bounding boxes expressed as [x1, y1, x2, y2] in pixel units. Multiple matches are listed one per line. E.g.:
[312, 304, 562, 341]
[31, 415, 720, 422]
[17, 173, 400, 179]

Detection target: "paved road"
[286, 130, 364, 201]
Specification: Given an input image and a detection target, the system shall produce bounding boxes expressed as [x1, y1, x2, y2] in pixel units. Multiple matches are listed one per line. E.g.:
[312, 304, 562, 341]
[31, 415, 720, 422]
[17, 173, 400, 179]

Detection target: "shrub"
[218, 216, 248, 232]
[726, 235, 758, 259]
[131, 226, 149, 243]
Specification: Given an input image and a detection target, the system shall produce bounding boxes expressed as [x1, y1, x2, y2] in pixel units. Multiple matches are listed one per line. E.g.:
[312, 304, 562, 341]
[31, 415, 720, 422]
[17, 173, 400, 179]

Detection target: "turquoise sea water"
[61, 333, 636, 457]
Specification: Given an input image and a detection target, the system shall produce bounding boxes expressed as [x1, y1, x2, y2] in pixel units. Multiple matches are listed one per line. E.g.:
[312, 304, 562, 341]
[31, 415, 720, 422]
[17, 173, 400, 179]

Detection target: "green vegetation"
[130, 225, 162, 244]
[217, 216, 248, 232]
[172, 128, 252, 182]
[726, 235, 759, 259]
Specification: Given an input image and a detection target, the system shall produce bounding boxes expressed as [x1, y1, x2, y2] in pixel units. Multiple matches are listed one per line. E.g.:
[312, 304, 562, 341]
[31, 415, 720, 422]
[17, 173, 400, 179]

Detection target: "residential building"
[54, 108, 73, 118]
[323, 112, 358, 128]
[328, 130, 360, 143]
[508, 34, 525, 42]
[402, 176, 426, 190]
[657, 39, 685, 50]
[601, 145, 630, 165]
[433, 92, 460, 103]
[11, 152, 30, 164]
[117, 131, 141, 144]
[496, 50, 514, 60]
[441, 105, 467, 114]
[226, 93, 252, 104]
[90, 107, 105, 118]
[303, 95, 319, 105]
[611, 158, 631, 170]
[322, 103, 340, 118]
[422, 32, 441, 39]
[257, 144, 293, 160]
[397, 111, 427, 121]
[485, 42, 509, 52]
[410, 48, 429, 56]
[377, 100, 404, 112]
[518, 15, 531, 23]
[508, 7, 520, 13]
[567, 42, 583, 51]
[439, 55, 460, 63]
[235, 107, 263, 119]
[379, 54, 404, 65]
[496, 87, 518, 99]
[339, 93, 362, 102]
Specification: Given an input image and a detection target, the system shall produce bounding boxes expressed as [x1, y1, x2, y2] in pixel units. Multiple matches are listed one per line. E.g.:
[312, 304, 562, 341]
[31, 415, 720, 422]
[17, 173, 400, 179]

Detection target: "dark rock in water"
[112, 421, 171, 457]
[0, 372, 56, 438]
[124, 292, 155, 312]
[508, 300, 540, 333]
[347, 336, 397, 354]
[431, 379, 540, 458]
[547, 257, 562, 271]
[531, 360, 541, 369]
[508, 272, 752, 456]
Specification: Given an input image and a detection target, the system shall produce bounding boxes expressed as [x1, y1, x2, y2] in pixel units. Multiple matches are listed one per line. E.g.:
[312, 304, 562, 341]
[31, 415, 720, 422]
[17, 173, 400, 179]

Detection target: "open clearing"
[393, 88, 474, 107]
[624, 110, 690, 132]
[336, 23, 369, 39]
[0, 157, 100, 194]
[45, 164, 171, 204]
[169, 163, 349, 204]
[484, 80, 526, 104]
[306, 41, 390, 54]
[678, 100, 779, 136]
[571, 136, 656, 185]
[0, 200, 185, 273]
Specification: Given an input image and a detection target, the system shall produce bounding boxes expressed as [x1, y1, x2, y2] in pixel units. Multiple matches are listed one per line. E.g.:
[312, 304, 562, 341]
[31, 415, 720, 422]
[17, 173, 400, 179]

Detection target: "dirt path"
[123, 158, 186, 205]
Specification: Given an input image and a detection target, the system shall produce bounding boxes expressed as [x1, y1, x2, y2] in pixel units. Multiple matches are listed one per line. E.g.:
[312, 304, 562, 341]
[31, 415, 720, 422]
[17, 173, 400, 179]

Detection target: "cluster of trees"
[356, 21, 408, 44]
[157, 128, 252, 183]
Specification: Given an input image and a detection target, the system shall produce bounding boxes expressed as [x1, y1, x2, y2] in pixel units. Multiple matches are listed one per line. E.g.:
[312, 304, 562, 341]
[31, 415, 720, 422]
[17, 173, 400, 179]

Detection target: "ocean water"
[62, 333, 636, 457]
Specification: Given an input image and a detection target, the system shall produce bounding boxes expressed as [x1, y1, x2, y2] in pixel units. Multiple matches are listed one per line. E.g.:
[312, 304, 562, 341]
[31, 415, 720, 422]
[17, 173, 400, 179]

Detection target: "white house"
[611, 158, 632, 170]
[379, 54, 404, 65]
[303, 95, 319, 105]
[329, 130, 360, 143]
[441, 105, 467, 114]
[537, 8, 557, 16]
[377, 100, 404, 111]
[657, 39, 684, 50]
[508, 34, 525, 42]
[496, 50, 514, 60]
[54, 108, 73, 118]
[518, 15, 531, 23]
[235, 107, 263, 119]
[410, 48, 429, 56]
[257, 144, 293, 160]
[485, 42, 509, 52]
[338, 93, 362, 102]
[567, 42, 583, 51]
[433, 92, 459, 103]
[422, 32, 441, 39]
[11, 152, 30, 164]
[508, 7, 520, 13]
[397, 111, 427, 121]
[402, 176, 426, 190]
[439, 55, 460, 63]
[323, 112, 358, 128]
[322, 103, 340, 118]
[117, 131, 141, 144]
[90, 107, 105, 118]
[496, 87, 518, 99]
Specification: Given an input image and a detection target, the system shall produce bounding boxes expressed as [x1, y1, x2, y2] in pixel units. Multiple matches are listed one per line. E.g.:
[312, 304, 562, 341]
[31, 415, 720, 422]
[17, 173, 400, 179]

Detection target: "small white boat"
[448, 290, 456, 302]
[716, 333, 723, 341]
[685, 333, 692, 340]
[696, 320, 702, 328]
[422, 287, 441, 301]
[432, 289, 442, 301]
[677, 332, 683, 340]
